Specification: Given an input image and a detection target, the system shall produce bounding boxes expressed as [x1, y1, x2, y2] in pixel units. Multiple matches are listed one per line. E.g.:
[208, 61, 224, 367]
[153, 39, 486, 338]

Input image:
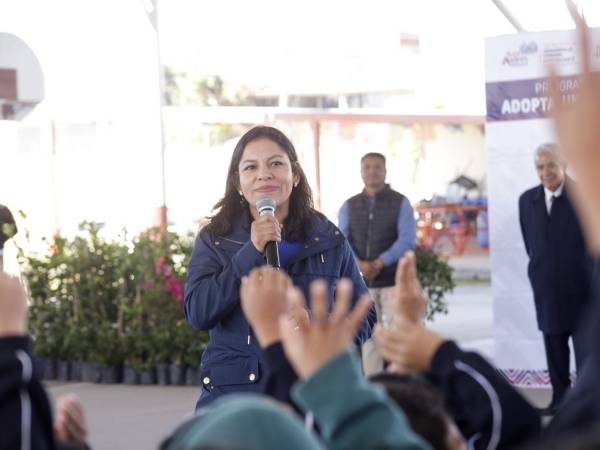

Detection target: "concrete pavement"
[47, 382, 198, 450]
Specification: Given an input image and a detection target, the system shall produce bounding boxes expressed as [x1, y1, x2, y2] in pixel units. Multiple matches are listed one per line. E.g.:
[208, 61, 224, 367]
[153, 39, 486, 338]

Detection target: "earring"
[294, 182, 299, 188]
[239, 191, 243, 196]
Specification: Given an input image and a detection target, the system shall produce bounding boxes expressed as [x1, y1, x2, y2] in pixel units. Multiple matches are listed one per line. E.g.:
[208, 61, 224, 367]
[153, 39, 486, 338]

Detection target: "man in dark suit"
[519, 143, 591, 415]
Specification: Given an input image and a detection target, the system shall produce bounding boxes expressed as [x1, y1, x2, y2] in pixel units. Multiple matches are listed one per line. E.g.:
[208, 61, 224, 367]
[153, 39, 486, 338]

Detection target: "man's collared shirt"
[544, 181, 565, 214]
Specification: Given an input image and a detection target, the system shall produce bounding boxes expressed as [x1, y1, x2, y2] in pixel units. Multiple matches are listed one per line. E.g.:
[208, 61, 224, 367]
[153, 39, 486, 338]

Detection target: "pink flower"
[154, 256, 184, 309]
[165, 276, 184, 301]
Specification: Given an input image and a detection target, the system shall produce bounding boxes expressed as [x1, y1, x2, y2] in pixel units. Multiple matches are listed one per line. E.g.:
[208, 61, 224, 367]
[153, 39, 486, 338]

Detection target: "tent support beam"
[491, 0, 525, 32]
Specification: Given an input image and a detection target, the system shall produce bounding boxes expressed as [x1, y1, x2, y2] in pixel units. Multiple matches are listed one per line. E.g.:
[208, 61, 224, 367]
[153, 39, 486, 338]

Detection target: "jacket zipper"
[221, 237, 246, 245]
[366, 208, 374, 259]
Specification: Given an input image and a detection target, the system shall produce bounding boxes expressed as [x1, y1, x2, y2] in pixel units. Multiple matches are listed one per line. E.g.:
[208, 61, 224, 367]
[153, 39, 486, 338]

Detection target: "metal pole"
[312, 120, 322, 211]
[490, 0, 526, 32]
[50, 118, 59, 236]
[144, 0, 168, 234]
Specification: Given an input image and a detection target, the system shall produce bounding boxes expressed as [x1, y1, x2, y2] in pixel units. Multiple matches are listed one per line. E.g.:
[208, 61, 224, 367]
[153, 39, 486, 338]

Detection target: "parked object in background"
[446, 175, 480, 204]
[415, 200, 488, 255]
[476, 208, 489, 249]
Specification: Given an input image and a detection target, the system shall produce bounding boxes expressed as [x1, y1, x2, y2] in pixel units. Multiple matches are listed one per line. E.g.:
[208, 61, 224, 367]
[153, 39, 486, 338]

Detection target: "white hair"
[534, 143, 561, 162]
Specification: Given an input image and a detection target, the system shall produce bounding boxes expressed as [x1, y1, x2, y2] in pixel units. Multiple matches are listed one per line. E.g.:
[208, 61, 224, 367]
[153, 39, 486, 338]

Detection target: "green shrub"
[17, 223, 208, 371]
[415, 246, 455, 321]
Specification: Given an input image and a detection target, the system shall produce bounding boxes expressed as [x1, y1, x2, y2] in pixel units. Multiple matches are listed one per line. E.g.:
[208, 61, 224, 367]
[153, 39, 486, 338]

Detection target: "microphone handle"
[264, 240, 281, 269]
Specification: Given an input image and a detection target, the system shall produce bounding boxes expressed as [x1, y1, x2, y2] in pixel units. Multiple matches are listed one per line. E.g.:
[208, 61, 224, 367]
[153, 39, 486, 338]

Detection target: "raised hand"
[240, 266, 291, 347]
[390, 251, 428, 324]
[548, 3, 600, 253]
[280, 278, 371, 379]
[54, 393, 88, 448]
[374, 251, 436, 374]
[374, 318, 444, 374]
[0, 272, 27, 337]
[286, 303, 310, 331]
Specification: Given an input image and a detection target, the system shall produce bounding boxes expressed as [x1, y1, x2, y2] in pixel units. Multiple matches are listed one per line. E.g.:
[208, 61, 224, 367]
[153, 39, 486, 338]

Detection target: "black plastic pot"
[100, 365, 122, 384]
[123, 364, 139, 385]
[56, 360, 71, 381]
[70, 361, 82, 381]
[156, 363, 170, 386]
[81, 362, 101, 383]
[169, 363, 185, 386]
[139, 368, 156, 385]
[185, 366, 201, 386]
[39, 358, 57, 380]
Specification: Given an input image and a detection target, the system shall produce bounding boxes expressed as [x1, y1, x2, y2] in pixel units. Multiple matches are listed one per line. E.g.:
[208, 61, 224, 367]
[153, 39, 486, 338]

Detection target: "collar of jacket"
[219, 210, 345, 262]
[360, 183, 392, 200]
[533, 178, 572, 202]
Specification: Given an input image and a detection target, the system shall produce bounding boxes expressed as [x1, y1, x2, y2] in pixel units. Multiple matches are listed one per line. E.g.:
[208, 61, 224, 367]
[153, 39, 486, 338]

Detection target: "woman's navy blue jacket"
[184, 211, 375, 409]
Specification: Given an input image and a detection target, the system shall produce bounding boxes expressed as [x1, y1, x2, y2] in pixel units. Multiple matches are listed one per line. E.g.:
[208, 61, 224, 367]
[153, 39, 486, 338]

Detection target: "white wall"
[0, 33, 44, 102]
[0, 1, 165, 243]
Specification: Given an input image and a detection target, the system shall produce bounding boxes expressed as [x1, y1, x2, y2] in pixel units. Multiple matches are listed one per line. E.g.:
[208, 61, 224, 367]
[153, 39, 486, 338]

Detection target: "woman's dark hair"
[207, 126, 316, 241]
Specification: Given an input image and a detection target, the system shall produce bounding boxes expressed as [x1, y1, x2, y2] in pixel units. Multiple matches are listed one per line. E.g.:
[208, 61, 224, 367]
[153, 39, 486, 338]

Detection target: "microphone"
[256, 197, 281, 269]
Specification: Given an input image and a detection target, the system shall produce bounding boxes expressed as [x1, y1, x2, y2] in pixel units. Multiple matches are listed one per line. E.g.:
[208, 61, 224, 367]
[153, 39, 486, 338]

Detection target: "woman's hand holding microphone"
[251, 215, 282, 253]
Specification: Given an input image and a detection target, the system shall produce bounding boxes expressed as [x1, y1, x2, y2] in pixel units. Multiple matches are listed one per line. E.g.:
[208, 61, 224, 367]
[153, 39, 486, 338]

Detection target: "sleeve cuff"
[291, 351, 361, 412]
[0, 336, 31, 352]
[379, 252, 394, 266]
[231, 241, 266, 277]
[429, 340, 461, 377]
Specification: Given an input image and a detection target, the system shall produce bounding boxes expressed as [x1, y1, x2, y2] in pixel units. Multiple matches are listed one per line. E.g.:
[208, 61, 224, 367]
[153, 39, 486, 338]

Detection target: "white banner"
[486, 28, 600, 386]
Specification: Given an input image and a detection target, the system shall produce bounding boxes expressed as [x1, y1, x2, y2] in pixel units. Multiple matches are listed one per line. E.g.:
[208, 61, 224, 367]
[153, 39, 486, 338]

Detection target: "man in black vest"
[519, 143, 591, 415]
[339, 152, 416, 374]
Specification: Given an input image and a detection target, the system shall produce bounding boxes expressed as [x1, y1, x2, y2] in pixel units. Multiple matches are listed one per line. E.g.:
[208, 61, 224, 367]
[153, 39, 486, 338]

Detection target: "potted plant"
[93, 321, 124, 384]
[169, 317, 191, 386]
[415, 246, 455, 320]
[15, 221, 222, 388]
[60, 319, 90, 381]
[66, 223, 129, 382]
[184, 338, 207, 386]
[18, 234, 73, 379]
[28, 301, 65, 380]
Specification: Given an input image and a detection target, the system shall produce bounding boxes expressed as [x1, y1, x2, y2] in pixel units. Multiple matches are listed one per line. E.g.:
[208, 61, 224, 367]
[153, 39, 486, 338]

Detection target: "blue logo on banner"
[501, 41, 538, 66]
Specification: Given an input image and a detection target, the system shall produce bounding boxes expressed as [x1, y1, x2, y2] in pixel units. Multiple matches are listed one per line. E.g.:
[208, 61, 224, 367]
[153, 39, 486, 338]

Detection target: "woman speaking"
[184, 126, 374, 409]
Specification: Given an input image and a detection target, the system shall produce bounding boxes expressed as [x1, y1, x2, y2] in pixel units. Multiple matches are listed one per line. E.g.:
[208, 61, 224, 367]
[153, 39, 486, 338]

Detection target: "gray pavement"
[46, 277, 551, 450]
[448, 253, 491, 282]
[428, 280, 494, 359]
[47, 382, 198, 450]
